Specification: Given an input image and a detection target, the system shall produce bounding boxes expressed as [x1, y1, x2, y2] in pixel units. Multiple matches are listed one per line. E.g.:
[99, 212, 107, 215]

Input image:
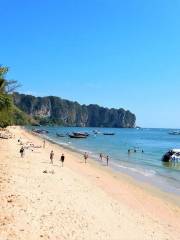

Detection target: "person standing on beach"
[43, 139, 46, 148]
[106, 155, 109, 166]
[20, 146, 25, 158]
[99, 153, 103, 161]
[84, 152, 88, 164]
[50, 150, 54, 164]
[60, 153, 65, 167]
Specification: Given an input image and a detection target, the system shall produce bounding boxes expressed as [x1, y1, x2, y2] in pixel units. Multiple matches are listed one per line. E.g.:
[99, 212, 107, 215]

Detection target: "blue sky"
[1, 0, 180, 128]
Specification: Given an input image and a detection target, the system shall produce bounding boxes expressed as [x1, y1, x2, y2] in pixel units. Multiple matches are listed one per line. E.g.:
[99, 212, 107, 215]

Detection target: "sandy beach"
[0, 126, 180, 240]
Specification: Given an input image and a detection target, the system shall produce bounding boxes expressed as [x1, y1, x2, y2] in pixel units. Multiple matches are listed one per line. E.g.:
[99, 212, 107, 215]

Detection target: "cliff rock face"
[13, 92, 136, 128]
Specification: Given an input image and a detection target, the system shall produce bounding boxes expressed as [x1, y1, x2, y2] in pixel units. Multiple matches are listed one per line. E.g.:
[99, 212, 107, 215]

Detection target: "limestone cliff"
[13, 92, 136, 128]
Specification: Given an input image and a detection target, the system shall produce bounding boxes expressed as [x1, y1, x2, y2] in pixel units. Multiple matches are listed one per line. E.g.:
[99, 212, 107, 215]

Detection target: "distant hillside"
[0, 102, 35, 128]
[13, 92, 136, 128]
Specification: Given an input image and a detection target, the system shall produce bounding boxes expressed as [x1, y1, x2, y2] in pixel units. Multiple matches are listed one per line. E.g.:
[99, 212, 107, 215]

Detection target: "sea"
[28, 126, 180, 195]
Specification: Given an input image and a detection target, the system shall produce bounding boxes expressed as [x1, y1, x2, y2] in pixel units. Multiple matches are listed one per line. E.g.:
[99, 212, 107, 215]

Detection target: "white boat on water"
[93, 130, 101, 134]
[162, 149, 180, 162]
[168, 131, 180, 135]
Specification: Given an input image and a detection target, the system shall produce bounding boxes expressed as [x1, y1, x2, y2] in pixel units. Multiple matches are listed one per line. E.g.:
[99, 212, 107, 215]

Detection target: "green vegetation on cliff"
[0, 66, 33, 127]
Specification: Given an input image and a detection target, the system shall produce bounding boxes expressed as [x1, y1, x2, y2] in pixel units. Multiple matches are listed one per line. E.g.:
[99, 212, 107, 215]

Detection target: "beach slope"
[0, 126, 180, 240]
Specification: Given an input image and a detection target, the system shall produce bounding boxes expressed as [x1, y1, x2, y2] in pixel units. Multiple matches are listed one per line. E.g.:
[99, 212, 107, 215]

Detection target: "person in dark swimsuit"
[60, 153, 65, 167]
[20, 146, 24, 158]
[50, 150, 54, 164]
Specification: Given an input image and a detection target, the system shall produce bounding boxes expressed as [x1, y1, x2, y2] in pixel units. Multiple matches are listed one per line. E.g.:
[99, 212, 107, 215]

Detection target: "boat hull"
[69, 134, 87, 139]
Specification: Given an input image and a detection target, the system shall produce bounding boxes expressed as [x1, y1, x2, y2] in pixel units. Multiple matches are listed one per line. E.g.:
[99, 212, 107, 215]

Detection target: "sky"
[1, 0, 180, 128]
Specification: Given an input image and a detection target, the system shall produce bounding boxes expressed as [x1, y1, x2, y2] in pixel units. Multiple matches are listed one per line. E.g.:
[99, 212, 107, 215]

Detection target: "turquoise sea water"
[29, 127, 180, 195]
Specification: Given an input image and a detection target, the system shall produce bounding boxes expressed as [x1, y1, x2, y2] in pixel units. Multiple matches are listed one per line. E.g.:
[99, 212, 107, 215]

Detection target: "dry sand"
[0, 126, 180, 240]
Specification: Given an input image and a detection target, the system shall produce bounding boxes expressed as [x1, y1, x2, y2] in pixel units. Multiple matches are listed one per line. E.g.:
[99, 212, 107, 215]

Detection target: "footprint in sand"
[7, 194, 16, 203]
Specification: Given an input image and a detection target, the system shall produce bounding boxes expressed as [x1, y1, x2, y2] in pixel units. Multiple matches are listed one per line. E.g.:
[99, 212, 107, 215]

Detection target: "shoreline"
[28, 127, 180, 200]
[0, 126, 180, 239]
[33, 128, 180, 204]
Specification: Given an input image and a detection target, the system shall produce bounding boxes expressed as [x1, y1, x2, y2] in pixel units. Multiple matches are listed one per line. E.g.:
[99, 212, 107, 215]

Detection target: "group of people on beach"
[19, 137, 110, 167]
[83, 152, 109, 166]
[99, 153, 109, 166]
[18, 137, 42, 156]
[50, 150, 65, 167]
[49, 151, 109, 166]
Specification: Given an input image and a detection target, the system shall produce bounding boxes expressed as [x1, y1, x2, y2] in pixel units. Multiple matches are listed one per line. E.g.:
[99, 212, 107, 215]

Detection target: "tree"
[0, 66, 12, 111]
[0, 66, 21, 94]
[0, 94, 12, 110]
[4, 79, 21, 93]
[0, 66, 8, 93]
[0, 65, 31, 128]
[0, 66, 19, 127]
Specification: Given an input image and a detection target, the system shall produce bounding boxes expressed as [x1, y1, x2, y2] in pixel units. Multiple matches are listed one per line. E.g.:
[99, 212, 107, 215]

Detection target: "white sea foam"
[111, 161, 156, 177]
[58, 142, 70, 146]
[43, 135, 70, 147]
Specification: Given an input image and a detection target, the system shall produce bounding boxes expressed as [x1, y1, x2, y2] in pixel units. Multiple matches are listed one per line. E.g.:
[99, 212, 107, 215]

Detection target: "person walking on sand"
[106, 155, 109, 166]
[84, 152, 88, 164]
[60, 153, 65, 167]
[99, 153, 103, 161]
[20, 146, 25, 158]
[50, 150, 54, 164]
[43, 139, 46, 148]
